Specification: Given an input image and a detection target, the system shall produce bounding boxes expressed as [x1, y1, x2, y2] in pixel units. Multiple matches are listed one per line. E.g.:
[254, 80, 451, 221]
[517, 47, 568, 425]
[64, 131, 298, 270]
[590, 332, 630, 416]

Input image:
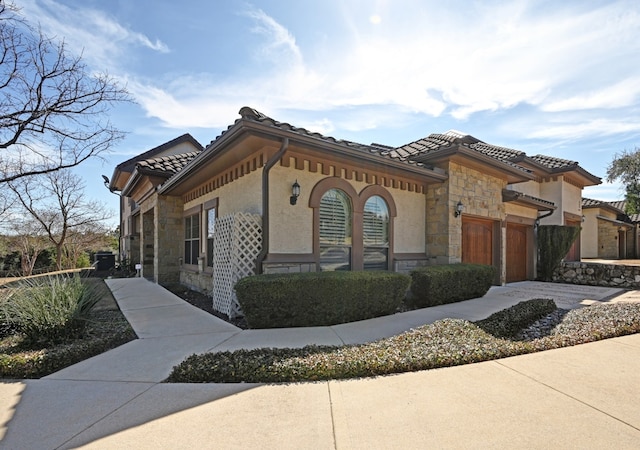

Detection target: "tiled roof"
[607, 200, 626, 211]
[209, 107, 596, 183]
[582, 197, 603, 208]
[116, 134, 203, 173]
[529, 154, 578, 171]
[137, 151, 201, 177]
[470, 142, 524, 161]
[395, 132, 533, 176]
[214, 106, 429, 169]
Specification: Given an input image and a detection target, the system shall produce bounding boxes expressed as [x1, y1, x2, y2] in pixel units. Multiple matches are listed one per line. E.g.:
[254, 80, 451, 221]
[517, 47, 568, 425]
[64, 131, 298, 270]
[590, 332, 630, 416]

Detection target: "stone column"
[154, 195, 184, 284]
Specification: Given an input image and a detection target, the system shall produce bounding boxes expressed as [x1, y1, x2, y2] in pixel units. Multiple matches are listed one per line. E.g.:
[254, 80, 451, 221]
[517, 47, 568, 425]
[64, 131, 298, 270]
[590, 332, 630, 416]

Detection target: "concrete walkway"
[1, 278, 639, 449]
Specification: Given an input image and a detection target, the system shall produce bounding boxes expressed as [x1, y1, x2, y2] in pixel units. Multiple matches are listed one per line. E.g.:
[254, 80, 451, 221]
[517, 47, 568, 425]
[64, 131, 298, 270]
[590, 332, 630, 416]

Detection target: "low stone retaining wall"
[554, 261, 640, 289]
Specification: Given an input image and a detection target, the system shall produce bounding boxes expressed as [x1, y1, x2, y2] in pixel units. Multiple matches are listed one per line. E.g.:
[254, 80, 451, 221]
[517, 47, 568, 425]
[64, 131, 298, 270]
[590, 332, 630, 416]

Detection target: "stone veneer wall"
[180, 268, 211, 294]
[597, 221, 619, 258]
[554, 261, 640, 288]
[154, 195, 184, 284]
[262, 262, 316, 274]
[426, 161, 506, 264]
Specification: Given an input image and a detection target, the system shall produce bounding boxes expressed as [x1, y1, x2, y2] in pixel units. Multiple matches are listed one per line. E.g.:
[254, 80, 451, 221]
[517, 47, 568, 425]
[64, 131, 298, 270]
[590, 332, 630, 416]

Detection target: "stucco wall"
[508, 180, 541, 198]
[184, 169, 263, 217]
[538, 177, 582, 226]
[581, 209, 599, 258]
[268, 164, 427, 255]
[505, 203, 539, 220]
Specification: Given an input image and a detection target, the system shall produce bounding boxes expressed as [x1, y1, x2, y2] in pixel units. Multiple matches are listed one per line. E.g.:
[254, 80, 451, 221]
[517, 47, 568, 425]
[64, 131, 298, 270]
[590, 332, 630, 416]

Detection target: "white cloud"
[528, 119, 640, 141]
[542, 78, 640, 112]
[22, 0, 640, 146]
[18, 0, 169, 69]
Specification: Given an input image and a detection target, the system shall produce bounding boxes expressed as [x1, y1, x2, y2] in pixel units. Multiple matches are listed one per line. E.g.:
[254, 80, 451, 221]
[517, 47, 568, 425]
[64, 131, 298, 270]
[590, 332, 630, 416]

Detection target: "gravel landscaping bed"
[166, 300, 640, 383]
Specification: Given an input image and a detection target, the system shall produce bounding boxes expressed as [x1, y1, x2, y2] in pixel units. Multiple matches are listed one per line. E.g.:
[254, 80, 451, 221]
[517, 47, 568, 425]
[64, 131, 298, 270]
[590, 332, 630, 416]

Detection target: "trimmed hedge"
[408, 263, 495, 308]
[475, 298, 557, 339]
[235, 271, 411, 328]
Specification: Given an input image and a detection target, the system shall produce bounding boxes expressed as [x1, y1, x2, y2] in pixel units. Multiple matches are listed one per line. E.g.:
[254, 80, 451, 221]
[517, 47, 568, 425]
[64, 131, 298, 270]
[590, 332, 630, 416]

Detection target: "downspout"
[256, 137, 290, 274]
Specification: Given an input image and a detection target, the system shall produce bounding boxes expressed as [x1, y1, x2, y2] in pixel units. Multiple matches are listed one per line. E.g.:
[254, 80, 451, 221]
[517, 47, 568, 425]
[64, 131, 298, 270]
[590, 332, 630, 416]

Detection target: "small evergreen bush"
[408, 264, 495, 308]
[235, 271, 411, 328]
[538, 225, 580, 281]
[475, 298, 557, 339]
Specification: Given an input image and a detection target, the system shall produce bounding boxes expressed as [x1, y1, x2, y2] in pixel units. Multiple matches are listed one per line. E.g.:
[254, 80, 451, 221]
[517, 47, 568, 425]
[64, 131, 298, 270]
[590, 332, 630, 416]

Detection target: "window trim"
[310, 177, 396, 271]
[183, 206, 201, 268]
[205, 198, 219, 269]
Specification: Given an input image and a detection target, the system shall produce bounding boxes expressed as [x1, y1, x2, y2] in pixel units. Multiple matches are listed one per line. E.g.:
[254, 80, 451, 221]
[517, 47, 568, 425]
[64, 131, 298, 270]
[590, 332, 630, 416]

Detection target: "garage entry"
[462, 217, 495, 266]
[506, 223, 532, 282]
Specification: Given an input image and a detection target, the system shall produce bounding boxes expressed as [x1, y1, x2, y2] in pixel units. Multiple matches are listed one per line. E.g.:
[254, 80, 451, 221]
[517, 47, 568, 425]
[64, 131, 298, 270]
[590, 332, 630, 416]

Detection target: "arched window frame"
[309, 177, 396, 271]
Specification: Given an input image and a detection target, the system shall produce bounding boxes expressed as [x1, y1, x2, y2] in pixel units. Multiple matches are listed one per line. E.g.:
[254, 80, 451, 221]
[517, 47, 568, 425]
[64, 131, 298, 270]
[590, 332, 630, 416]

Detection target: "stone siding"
[180, 269, 212, 294]
[554, 261, 640, 288]
[597, 221, 619, 258]
[262, 263, 316, 274]
[426, 161, 506, 263]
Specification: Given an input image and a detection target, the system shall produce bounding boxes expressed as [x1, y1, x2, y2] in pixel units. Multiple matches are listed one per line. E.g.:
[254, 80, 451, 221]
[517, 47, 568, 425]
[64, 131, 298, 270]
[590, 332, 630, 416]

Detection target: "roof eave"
[502, 189, 557, 211]
[159, 119, 449, 195]
[413, 145, 535, 182]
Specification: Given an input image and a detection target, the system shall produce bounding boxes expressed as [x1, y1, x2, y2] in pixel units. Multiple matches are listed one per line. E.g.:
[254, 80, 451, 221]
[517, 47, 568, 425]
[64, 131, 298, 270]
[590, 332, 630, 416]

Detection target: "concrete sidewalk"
[1, 278, 639, 449]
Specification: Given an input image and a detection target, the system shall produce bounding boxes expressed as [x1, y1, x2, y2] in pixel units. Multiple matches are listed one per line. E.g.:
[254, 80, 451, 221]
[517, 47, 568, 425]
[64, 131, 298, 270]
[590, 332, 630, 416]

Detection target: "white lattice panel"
[212, 212, 262, 318]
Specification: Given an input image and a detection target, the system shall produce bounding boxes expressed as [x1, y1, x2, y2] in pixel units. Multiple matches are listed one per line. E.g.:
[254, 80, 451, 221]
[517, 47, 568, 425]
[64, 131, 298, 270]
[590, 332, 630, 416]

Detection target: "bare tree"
[0, 1, 130, 184]
[5, 218, 50, 276]
[7, 169, 113, 270]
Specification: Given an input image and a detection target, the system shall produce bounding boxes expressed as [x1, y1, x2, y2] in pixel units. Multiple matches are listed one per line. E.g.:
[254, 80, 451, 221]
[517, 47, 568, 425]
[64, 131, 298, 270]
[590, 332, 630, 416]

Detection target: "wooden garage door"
[462, 217, 493, 266]
[564, 220, 581, 262]
[506, 223, 528, 282]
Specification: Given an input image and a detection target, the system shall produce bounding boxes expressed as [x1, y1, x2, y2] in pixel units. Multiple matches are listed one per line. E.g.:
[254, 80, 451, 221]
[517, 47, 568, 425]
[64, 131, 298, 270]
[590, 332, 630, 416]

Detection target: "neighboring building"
[108, 107, 600, 315]
[581, 198, 639, 259]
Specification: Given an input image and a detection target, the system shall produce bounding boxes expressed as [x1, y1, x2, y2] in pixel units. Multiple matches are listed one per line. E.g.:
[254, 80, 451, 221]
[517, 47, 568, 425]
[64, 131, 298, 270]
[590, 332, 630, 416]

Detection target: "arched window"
[363, 195, 390, 270]
[319, 188, 352, 271]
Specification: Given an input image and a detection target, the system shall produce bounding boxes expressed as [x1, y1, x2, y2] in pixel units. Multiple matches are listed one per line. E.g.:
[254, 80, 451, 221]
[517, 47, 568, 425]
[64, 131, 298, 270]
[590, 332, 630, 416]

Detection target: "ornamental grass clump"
[0, 275, 102, 345]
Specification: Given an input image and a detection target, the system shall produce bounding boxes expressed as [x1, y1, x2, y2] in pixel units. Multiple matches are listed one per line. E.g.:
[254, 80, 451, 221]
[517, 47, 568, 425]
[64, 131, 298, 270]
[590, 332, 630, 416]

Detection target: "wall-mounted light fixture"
[582, 215, 586, 223]
[454, 200, 465, 217]
[290, 180, 301, 205]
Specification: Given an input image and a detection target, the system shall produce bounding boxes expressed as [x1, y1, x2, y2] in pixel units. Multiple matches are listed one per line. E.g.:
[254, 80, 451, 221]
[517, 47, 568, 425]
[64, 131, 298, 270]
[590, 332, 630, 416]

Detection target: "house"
[108, 107, 600, 316]
[581, 198, 640, 259]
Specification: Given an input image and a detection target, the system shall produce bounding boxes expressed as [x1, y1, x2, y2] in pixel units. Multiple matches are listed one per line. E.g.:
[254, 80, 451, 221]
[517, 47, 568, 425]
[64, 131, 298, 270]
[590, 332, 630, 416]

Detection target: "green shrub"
[475, 298, 557, 339]
[0, 310, 135, 378]
[235, 271, 411, 328]
[538, 225, 580, 281]
[166, 302, 640, 384]
[408, 264, 495, 308]
[0, 275, 102, 344]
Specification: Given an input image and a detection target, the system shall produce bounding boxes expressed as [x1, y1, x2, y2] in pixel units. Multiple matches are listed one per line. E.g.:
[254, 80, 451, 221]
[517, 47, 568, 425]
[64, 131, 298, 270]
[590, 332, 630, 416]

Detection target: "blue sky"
[16, 0, 640, 227]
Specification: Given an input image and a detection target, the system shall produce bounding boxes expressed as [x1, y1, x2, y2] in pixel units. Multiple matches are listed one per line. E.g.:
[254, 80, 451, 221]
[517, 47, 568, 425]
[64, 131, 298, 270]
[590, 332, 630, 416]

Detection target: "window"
[319, 189, 352, 271]
[310, 178, 397, 271]
[206, 206, 216, 267]
[184, 213, 200, 265]
[363, 195, 389, 270]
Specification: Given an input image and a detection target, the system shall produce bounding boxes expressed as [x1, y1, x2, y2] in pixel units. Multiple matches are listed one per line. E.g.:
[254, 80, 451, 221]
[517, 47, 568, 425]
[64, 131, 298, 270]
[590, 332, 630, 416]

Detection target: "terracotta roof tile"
[530, 154, 577, 171]
[214, 106, 429, 168]
[137, 151, 201, 177]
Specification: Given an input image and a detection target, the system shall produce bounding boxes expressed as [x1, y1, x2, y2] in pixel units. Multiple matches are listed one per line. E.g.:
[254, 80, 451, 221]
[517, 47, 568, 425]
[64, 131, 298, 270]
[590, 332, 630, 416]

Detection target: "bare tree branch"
[0, 2, 130, 184]
[7, 169, 113, 270]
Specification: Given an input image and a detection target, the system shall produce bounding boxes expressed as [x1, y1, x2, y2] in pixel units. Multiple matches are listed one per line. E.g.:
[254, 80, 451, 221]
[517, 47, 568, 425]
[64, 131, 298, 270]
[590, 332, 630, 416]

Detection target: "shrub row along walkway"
[1, 278, 640, 448]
